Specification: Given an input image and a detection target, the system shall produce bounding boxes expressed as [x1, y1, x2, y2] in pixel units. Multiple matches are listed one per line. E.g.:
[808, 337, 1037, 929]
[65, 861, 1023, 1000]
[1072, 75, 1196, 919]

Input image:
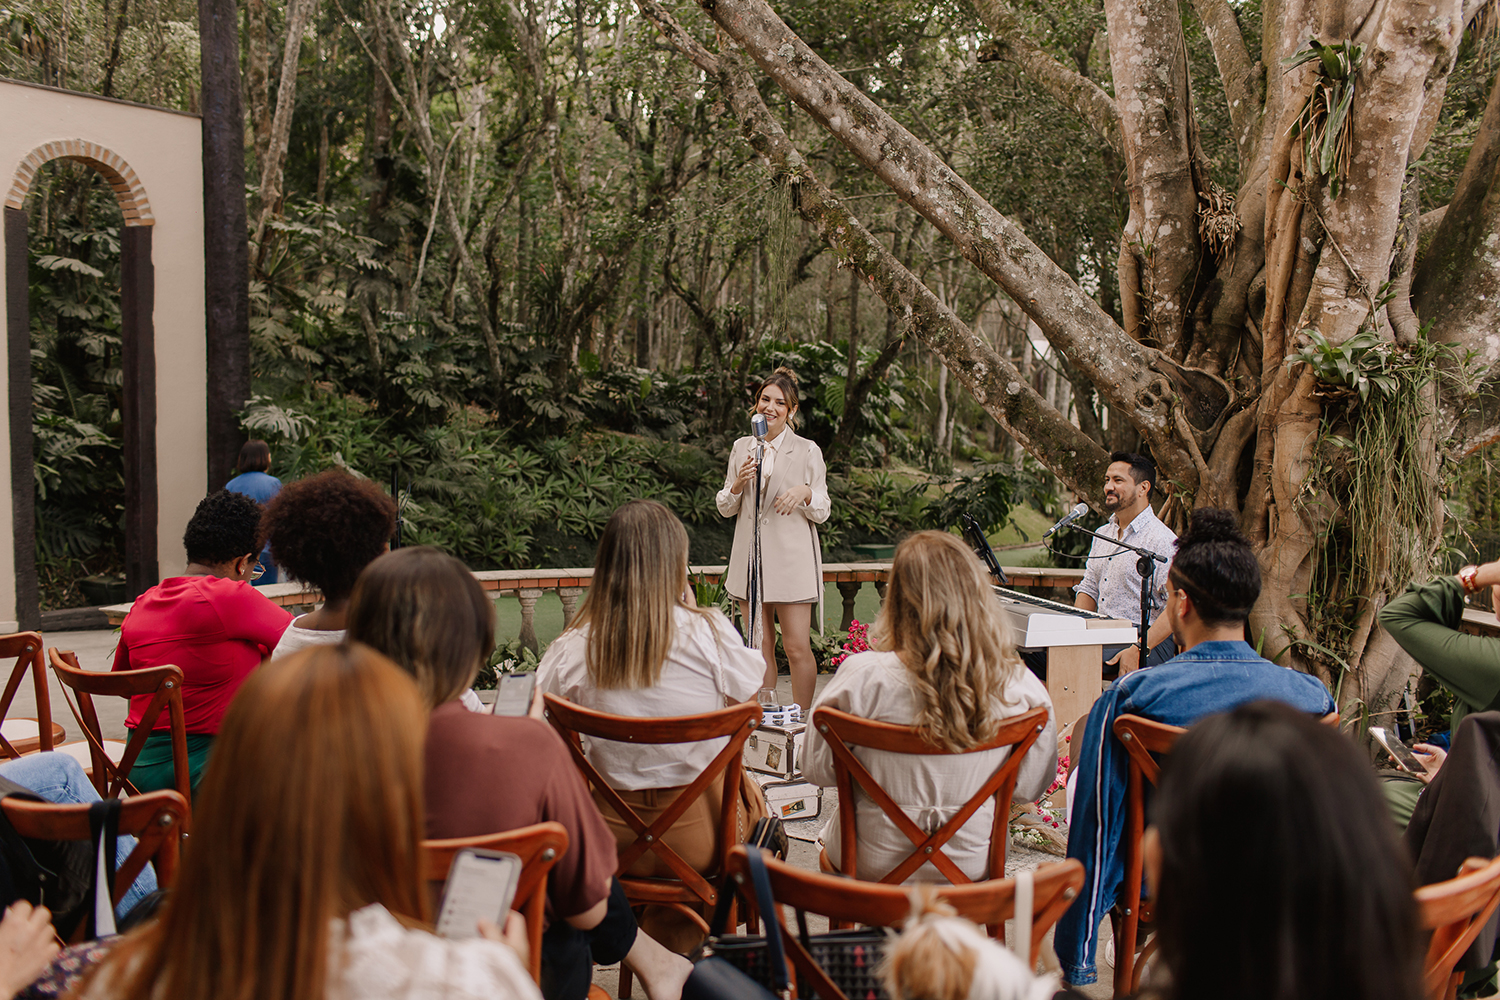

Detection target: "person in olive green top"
[1380, 561, 1500, 732]
[1375, 562, 1497, 825]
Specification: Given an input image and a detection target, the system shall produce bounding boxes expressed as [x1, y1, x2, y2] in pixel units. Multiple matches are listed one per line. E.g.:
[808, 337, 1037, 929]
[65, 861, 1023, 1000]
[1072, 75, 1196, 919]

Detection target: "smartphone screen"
[1370, 726, 1428, 774]
[435, 849, 523, 940]
[492, 673, 537, 716]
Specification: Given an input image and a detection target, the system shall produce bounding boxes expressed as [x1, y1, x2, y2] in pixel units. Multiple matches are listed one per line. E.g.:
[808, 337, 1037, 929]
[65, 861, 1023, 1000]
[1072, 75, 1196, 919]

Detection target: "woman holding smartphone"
[73, 644, 539, 1000]
[716, 368, 830, 714]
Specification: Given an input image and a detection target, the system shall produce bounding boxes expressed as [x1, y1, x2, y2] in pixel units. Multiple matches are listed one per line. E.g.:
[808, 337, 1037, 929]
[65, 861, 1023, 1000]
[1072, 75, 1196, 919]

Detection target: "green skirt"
[126, 730, 215, 797]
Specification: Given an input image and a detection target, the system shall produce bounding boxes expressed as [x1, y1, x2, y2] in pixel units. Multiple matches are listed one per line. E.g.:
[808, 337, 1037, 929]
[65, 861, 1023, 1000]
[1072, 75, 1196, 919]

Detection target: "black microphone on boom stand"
[1051, 503, 1168, 667]
[747, 414, 769, 651]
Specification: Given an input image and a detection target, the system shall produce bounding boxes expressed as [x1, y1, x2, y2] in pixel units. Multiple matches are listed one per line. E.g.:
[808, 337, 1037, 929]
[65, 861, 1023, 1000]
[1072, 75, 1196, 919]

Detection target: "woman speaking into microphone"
[716, 368, 830, 714]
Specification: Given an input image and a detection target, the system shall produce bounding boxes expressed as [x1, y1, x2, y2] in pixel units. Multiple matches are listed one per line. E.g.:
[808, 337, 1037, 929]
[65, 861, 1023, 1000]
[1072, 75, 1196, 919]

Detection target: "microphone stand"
[747, 436, 766, 650]
[1057, 523, 1168, 665]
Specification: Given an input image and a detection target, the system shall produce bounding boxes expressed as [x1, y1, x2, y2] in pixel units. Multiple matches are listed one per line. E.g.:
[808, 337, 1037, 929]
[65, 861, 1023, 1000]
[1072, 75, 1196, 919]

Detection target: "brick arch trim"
[5, 140, 154, 226]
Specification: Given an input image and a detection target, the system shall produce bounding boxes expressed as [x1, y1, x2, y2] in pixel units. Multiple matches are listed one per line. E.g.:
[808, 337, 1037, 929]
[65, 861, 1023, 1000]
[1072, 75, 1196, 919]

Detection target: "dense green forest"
[5, 0, 1500, 728]
[5, 0, 1102, 605]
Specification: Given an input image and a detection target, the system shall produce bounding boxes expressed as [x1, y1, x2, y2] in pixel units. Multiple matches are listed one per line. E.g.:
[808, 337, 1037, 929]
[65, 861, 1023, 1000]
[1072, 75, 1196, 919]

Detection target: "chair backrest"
[723, 845, 1082, 985]
[1109, 709, 1341, 997]
[1417, 855, 1500, 1000]
[812, 704, 1050, 884]
[48, 648, 189, 803]
[2, 789, 187, 941]
[543, 693, 761, 907]
[0, 632, 55, 758]
[422, 821, 570, 984]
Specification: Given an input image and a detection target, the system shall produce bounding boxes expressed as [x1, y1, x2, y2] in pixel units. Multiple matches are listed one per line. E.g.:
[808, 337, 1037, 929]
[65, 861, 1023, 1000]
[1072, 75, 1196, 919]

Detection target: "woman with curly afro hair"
[263, 470, 398, 658]
[112, 490, 294, 795]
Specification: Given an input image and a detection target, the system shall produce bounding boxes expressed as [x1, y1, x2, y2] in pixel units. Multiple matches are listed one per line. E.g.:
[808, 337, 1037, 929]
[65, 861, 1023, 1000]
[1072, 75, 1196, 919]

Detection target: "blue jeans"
[0, 753, 159, 918]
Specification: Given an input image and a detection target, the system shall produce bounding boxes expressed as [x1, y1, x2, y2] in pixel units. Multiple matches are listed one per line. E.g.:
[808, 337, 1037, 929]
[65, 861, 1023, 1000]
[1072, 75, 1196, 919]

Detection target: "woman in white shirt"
[75, 644, 540, 1000]
[537, 499, 766, 951]
[804, 530, 1057, 883]
[716, 368, 830, 714]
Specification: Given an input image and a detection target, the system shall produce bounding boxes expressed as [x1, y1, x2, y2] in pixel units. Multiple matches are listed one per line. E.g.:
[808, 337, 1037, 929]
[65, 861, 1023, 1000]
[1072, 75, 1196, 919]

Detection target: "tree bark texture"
[199, 0, 251, 491]
[634, 0, 1500, 721]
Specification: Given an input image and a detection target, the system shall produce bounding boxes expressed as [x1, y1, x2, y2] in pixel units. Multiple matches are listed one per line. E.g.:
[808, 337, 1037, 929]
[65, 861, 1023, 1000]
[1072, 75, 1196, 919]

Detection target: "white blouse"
[332, 904, 541, 1000]
[803, 650, 1057, 883]
[78, 904, 541, 1000]
[536, 607, 764, 790]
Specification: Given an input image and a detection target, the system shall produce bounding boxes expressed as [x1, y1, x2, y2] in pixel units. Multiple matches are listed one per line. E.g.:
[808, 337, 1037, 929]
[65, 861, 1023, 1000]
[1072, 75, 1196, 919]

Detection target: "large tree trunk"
[253, 0, 319, 255]
[640, 0, 1500, 717]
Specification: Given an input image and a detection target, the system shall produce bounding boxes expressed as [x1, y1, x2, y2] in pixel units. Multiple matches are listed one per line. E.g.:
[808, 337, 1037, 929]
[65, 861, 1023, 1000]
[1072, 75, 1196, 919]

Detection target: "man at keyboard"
[1073, 452, 1178, 674]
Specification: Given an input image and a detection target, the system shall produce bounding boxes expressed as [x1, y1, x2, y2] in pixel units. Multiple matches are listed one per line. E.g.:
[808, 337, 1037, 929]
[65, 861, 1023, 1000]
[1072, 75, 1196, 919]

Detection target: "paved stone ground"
[13, 629, 129, 743]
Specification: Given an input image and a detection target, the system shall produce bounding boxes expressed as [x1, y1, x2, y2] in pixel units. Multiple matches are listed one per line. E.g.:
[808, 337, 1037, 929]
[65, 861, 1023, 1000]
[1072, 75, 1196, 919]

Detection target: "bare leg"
[740, 600, 779, 692]
[622, 930, 693, 1000]
[770, 603, 816, 714]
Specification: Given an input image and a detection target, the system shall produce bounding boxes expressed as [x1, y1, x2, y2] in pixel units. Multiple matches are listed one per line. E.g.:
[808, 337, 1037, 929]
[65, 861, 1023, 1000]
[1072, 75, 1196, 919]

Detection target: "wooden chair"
[1417, 855, 1500, 1000]
[421, 821, 570, 984]
[0, 633, 63, 757]
[1111, 710, 1340, 997]
[811, 704, 1050, 885]
[2, 789, 188, 943]
[722, 845, 1083, 995]
[545, 694, 761, 996]
[48, 649, 190, 806]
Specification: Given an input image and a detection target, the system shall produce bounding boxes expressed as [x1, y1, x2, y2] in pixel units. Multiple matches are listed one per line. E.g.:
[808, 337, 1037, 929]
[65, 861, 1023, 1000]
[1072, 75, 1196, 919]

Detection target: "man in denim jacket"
[1056, 509, 1336, 987]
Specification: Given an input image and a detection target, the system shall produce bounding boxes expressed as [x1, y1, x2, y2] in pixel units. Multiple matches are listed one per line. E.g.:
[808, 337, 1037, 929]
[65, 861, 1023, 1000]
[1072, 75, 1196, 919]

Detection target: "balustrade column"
[558, 587, 584, 628]
[517, 589, 543, 653]
[836, 581, 862, 632]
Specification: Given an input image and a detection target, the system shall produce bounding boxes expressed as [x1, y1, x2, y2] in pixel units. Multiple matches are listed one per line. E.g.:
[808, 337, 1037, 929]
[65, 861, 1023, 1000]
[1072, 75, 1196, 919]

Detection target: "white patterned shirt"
[1072, 505, 1177, 625]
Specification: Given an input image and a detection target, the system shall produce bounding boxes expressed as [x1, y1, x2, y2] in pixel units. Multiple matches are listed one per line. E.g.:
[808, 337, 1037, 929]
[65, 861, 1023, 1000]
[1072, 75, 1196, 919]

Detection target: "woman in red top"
[112, 490, 292, 793]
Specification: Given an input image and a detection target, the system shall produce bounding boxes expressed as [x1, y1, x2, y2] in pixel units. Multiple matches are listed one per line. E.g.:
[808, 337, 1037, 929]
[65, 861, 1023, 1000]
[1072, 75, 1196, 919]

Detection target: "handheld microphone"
[1044, 502, 1090, 538]
[751, 414, 769, 440]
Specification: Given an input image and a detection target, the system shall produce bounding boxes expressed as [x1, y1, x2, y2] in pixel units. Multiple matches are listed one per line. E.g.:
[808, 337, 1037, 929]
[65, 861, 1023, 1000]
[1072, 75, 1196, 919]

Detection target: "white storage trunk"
[756, 776, 823, 823]
[745, 722, 806, 778]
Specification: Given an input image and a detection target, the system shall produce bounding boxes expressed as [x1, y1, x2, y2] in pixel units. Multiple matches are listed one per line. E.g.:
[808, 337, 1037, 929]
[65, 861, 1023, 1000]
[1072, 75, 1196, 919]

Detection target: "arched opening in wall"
[4, 144, 157, 629]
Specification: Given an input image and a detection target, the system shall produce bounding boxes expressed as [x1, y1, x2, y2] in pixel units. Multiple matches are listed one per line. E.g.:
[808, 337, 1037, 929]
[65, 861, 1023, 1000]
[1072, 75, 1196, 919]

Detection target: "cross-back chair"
[1111, 710, 1339, 997]
[0, 633, 63, 758]
[48, 649, 190, 807]
[2, 789, 188, 943]
[1417, 854, 1500, 1000]
[422, 821, 570, 984]
[811, 704, 1050, 886]
[545, 694, 761, 997]
[725, 845, 1083, 979]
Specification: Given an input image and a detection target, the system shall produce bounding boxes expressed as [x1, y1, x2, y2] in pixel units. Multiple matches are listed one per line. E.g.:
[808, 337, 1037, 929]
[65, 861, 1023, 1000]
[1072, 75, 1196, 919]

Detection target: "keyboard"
[992, 586, 1138, 650]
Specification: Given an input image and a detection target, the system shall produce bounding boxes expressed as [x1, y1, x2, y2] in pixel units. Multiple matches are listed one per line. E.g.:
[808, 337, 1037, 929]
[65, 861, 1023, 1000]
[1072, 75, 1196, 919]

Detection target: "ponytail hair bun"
[1179, 508, 1248, 548]
[773, 366, 800, 387]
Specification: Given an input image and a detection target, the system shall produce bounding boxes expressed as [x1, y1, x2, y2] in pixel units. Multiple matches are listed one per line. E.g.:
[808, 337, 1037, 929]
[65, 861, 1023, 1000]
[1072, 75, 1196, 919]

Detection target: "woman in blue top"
[223, 440, 282, 585]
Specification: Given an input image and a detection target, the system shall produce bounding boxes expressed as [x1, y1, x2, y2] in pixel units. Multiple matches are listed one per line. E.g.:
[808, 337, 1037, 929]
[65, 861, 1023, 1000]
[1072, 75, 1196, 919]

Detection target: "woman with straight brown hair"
[73, 644, 539, 1000]
[348, 546, 693, 1000]
[803, 530, 1056, 882]
[537, 499, 766, 952]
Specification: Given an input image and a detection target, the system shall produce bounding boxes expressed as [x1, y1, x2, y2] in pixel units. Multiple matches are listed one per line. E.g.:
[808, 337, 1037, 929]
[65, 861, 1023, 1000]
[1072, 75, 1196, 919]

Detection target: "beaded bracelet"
[1459, 564, 1483, 594]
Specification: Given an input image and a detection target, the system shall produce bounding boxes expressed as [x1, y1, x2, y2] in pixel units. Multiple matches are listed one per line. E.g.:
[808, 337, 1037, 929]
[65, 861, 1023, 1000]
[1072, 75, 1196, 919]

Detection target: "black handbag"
[693, 846, 888, 1000]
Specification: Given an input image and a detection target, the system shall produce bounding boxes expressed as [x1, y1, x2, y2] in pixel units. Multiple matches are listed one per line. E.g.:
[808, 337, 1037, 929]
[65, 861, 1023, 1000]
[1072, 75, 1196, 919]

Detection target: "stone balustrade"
[104, 563, 1089, 651]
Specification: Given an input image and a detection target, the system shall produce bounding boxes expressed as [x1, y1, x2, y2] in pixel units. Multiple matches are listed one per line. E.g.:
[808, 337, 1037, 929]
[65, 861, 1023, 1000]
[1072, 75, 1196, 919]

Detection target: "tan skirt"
[594, 772, 768, 952]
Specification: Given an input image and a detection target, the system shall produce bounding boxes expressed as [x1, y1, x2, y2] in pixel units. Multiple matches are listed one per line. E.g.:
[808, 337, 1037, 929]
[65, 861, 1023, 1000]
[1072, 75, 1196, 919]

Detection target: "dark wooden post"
[120, 226, 159, 598]
[199, 0, 250, 492]
[4, 208, 38, 631]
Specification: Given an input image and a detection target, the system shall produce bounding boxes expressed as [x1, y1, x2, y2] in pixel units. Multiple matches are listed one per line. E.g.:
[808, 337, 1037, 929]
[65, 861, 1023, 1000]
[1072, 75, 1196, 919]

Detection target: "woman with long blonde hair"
[803, 530, 1057, 882]
[74, 644, 539, 1000]
[537, 500, 766, 952]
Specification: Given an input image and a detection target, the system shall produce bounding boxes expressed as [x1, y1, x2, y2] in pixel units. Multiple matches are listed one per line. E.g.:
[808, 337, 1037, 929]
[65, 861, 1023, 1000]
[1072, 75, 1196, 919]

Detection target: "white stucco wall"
[0, 80, 206, 630]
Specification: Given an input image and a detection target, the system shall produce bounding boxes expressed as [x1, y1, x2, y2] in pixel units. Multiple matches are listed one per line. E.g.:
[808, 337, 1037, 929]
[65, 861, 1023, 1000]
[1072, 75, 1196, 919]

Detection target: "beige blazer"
[717, 430, 829, 629]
